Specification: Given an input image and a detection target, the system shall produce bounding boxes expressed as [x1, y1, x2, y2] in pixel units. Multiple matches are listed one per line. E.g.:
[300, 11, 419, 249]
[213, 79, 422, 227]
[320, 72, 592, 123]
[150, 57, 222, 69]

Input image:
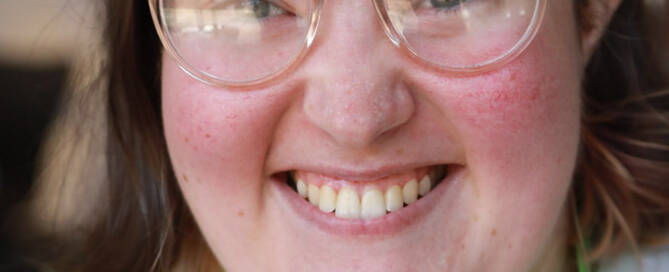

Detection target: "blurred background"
[0, 0, 98, 270]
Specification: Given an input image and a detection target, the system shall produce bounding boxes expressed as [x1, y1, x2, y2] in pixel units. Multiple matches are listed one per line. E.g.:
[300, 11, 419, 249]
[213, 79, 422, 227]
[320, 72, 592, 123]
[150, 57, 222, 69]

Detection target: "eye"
[413, 0, 471, 13]
[248, 0, 291, 18]
[429, 0, 462, 10]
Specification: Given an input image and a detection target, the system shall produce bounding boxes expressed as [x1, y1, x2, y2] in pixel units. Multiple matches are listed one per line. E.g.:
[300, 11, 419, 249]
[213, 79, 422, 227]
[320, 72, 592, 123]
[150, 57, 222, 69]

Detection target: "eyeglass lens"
[158, 0, 542, 84]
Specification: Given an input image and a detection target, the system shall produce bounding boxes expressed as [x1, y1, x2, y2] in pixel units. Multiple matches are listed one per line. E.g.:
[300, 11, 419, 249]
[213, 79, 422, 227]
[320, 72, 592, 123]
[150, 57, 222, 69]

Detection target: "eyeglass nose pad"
[371, 0, 402, 47]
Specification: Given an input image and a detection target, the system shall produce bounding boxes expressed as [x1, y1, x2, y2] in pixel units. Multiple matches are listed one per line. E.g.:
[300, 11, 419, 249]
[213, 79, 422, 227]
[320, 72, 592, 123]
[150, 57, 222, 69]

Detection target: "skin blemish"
[183, 174, 189, 183]
[226, 113, 239, 120]
[184, 137, 189, 143]
[205, 133, 211, 138]
[491, 229, 497, 237]
[237, 210, 245, 217]
[492, 90, 513, 104]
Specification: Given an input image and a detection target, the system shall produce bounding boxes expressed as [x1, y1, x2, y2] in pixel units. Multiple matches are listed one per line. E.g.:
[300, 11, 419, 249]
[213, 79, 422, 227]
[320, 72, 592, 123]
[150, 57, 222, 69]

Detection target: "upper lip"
[270, 161, 452, 181]
[265, 135, 465, 180]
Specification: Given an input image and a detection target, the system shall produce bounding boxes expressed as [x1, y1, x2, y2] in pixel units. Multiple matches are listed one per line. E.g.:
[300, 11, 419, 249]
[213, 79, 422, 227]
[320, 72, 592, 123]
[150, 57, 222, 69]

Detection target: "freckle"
[205, 133, 211, 138]
[237, 210, 245, 217]
[184, 137, 189, 143]
[510, 72, 517, 81]
[183, 174, 189, 183]
[491, 229, 497, 236]
[396, 148, 404, 155]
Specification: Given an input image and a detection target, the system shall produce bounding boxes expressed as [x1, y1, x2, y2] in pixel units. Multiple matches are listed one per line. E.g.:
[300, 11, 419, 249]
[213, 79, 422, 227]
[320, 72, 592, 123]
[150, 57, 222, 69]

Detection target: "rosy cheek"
[161, 60, 283, 199]
[433, 44, 581, 194]
[448, 4, 581, 145]
[454, 69, 552, 133]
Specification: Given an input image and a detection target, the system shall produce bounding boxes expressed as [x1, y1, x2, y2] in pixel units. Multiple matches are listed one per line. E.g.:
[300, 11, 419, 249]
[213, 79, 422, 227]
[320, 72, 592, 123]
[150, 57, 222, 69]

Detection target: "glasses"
[149, 0, 547, 87]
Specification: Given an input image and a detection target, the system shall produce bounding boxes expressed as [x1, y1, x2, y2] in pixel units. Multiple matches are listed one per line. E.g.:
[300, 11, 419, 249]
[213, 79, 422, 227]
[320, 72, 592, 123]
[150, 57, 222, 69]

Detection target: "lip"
[271, 165, 464, 237]
[270, 161, 450, 181]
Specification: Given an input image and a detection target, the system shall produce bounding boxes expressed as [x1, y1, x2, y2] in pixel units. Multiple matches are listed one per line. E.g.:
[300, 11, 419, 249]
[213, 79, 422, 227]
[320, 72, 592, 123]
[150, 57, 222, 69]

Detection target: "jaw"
[252, 164, 573, 272]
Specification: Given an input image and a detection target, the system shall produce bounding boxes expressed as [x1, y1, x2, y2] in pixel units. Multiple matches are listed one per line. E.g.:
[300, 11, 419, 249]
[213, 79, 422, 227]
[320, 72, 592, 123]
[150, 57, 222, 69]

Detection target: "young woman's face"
[162, 1, 583, 271]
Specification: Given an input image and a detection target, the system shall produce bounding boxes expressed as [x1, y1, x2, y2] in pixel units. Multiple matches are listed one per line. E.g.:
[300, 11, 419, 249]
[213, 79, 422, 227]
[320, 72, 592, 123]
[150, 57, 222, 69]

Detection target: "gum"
[293, 166, 435, 195]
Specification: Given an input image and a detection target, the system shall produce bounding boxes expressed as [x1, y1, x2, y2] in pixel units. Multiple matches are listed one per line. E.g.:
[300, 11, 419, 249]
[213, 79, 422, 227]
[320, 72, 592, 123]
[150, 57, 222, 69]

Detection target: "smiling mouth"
[284, 165, 449, 220]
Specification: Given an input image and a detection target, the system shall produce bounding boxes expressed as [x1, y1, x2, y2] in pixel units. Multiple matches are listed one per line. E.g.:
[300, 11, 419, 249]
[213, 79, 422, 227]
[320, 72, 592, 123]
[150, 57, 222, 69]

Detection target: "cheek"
[161, 58, 302, 266]
[426, 5, 584, 187]
[440, 0, 583, 179]
[418, 21, 583, 263]
[161, 58, 286, 211]
[454, 62, 579, 162]
[462, 34, 581, 189]
[452, 59, 581, 208]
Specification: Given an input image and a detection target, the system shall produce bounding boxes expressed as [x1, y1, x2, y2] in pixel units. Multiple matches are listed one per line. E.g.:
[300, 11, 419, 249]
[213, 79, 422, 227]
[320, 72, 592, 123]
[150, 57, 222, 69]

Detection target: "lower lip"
[271, 166, 464, 237]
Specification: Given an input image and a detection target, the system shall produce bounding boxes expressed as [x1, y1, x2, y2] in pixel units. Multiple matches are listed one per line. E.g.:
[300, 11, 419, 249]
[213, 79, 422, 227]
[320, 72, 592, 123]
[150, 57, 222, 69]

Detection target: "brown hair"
[14, 0, 669, 271]
[574, 0, 669, 263]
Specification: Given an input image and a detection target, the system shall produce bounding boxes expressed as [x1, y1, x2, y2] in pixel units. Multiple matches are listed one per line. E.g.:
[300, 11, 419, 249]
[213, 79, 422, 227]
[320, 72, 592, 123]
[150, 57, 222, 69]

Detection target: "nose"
[301, 1, 415, 148]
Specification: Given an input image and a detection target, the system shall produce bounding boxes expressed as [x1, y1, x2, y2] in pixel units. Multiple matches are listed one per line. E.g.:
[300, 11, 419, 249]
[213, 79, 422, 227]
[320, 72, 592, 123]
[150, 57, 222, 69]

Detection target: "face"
[162, 1, 583, 271]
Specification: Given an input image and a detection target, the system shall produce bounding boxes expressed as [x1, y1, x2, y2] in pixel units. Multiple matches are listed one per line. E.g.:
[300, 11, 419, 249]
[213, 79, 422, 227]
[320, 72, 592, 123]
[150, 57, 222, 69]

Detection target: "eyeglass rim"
[386, 0, 548, 73]
[148, 0, 548, 89]
[148, 0, 323, 88]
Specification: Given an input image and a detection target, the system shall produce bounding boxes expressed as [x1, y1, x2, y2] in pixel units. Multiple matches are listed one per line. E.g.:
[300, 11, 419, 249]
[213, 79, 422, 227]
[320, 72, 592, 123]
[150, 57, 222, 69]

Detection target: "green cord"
[576, 245, 591, 272]
[576, 237, 592, 272]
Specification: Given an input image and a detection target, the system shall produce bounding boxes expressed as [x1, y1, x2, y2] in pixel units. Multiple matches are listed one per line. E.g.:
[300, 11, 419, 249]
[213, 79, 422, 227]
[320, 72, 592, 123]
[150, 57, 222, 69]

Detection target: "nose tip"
[303, 79, 415, 148]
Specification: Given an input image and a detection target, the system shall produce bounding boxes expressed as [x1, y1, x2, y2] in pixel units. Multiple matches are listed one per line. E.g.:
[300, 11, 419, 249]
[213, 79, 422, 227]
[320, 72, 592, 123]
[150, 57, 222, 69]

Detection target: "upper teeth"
[294, 175, 434, 220]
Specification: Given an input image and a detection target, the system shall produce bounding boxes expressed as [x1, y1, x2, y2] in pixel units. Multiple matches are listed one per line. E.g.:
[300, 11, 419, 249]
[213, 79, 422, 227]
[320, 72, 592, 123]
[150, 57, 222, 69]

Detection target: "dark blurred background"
[0, 1, 97, 270]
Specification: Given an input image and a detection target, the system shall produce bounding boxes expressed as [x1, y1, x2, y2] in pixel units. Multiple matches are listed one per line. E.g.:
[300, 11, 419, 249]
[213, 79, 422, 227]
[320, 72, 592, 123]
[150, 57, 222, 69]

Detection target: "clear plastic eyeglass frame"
[148, 0, 547, 88]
